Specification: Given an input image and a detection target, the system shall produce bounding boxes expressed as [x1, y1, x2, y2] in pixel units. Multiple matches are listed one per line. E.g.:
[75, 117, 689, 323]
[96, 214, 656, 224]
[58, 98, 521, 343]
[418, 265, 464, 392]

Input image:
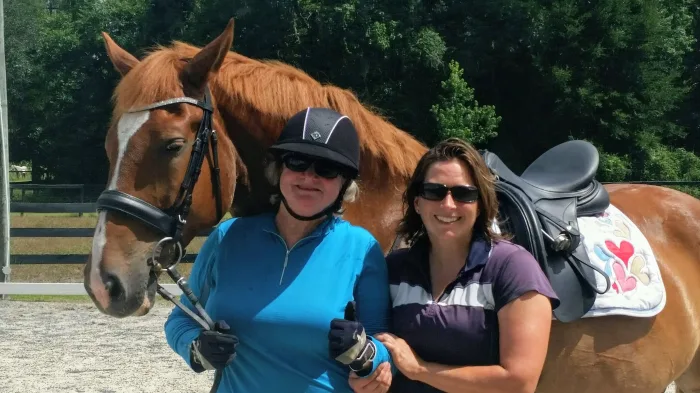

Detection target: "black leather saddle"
[481, 140, 612, 322]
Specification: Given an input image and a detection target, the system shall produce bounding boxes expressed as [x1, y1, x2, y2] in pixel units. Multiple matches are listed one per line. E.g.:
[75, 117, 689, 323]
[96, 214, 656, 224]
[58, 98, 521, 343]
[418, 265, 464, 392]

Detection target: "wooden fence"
[1, 180, 699, 296]
[0, 201, 211, 296]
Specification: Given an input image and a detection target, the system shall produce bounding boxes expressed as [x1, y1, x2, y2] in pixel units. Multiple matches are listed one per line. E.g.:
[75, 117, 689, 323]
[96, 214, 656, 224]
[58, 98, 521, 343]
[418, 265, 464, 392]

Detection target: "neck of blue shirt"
[274, 205, 334, 246]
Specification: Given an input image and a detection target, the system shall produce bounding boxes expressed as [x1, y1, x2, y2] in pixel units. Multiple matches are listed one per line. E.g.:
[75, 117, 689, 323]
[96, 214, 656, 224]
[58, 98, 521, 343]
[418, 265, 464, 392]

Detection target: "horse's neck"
[208, 70, 425, 250]
[209, 80, 282, 217]
[210, 79, 297, 147]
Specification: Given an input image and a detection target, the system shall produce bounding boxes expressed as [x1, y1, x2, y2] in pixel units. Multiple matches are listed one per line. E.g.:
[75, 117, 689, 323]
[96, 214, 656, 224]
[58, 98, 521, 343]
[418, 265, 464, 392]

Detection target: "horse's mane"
[111, 40, 428, 183]
[174, 41, 427, 182]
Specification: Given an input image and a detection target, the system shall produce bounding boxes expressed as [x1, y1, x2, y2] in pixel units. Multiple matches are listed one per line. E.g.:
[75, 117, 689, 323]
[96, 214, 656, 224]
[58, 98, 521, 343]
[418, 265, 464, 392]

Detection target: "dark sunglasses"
[418, 183, 479, 203]
[281, 153, 346, 179]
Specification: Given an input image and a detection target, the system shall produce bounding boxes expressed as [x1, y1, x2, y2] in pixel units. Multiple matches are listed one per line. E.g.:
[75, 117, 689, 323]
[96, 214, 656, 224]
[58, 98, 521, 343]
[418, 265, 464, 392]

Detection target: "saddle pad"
[577, 204, 666, 318]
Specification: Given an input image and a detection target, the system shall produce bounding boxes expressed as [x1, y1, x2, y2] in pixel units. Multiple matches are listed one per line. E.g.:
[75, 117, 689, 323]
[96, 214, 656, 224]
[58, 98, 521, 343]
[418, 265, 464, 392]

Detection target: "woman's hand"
[374, 333, 425, 380]
[348, 361, 392, 393]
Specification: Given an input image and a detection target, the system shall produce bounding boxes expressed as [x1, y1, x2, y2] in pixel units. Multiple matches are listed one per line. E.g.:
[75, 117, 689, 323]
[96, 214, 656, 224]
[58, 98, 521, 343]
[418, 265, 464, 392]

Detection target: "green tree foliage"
[5, 0, 44, 167]
[142, 0, 195, 44]
[6, 0, 149, 182]
[430, 60, 500, 145]
[678, 2, 700, 152]
[2, 0, 699, 196]
[598, 150, 632, 182]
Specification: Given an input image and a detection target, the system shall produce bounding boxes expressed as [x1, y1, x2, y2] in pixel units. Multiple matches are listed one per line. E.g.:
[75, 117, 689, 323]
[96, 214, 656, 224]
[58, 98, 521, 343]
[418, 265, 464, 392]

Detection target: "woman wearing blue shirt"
[164, 107, 393, 393]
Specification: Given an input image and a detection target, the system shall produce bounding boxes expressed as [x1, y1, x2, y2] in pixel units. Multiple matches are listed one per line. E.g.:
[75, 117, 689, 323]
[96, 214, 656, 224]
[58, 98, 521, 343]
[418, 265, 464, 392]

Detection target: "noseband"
[95, 87, 226, 392]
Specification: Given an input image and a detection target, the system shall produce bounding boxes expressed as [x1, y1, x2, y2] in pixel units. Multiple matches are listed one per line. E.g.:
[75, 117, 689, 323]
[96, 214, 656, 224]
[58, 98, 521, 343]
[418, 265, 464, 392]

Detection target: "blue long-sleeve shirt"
[164, 212, 393, 392]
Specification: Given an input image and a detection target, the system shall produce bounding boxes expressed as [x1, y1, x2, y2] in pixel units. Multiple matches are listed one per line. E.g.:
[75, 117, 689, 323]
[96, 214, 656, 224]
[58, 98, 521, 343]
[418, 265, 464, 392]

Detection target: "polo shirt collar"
[410, 233, 492, 273]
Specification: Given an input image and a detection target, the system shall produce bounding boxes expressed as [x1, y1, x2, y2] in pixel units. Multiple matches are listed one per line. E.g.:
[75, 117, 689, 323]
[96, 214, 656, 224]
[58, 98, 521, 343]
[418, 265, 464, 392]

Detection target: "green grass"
[7, 294, 93, 303]
[9, 171, 31, 183]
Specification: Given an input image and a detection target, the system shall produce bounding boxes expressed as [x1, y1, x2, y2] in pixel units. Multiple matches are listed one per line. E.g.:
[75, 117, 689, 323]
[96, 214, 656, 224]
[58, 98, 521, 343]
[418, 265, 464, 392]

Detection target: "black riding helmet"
[268, 107, 361, 221]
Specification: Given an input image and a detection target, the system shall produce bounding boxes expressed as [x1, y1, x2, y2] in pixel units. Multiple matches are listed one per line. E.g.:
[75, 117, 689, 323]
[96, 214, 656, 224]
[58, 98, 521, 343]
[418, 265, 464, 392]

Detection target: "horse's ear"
[183, 18, 235, 93]
[102, 32, 140, 76]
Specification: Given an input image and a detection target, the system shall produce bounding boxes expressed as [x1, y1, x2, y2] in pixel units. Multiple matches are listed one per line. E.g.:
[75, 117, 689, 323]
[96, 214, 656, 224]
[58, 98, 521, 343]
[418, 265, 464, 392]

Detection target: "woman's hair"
[263, 155, 359, 213]
[396, 137, 508, 245]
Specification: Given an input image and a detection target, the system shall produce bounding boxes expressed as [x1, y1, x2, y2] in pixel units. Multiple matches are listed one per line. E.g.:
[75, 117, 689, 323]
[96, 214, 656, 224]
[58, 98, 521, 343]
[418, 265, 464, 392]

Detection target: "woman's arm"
[407, 291, 553, 393]
[163, 219, 232, 371]
[353, 239, 395, 376]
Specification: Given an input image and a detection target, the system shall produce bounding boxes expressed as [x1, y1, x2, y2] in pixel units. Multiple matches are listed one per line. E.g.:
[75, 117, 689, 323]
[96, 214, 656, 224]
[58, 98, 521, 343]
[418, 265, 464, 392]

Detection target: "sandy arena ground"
[0, 300, 679, 393]
[0, 300, 214, 393]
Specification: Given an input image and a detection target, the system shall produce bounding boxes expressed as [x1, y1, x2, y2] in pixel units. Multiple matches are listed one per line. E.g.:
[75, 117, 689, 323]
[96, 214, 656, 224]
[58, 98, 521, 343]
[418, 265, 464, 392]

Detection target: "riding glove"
[191, 321, 239, 371]
[328, 301, 376, 376]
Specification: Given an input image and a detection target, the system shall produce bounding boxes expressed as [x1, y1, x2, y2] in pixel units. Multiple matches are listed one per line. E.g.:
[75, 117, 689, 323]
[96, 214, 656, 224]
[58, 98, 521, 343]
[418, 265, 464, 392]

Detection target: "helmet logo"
[310, 131, 322, 141]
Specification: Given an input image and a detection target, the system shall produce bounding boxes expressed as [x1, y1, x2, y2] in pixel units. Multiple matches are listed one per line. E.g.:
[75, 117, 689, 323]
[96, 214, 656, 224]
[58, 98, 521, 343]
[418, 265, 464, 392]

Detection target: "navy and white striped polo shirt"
[386, 236, 559, 392]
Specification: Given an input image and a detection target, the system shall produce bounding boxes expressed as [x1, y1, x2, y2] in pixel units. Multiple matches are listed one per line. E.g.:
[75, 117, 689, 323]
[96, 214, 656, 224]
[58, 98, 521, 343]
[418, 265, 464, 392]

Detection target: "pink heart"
[612, 262, 637, 292]
[612, 282, 619, 293]
[605, 240, 635, 266]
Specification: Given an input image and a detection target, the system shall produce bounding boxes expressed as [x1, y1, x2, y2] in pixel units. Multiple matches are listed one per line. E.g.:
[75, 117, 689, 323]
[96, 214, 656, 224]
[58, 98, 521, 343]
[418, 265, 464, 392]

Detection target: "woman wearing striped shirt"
[374, 138, 560, 393]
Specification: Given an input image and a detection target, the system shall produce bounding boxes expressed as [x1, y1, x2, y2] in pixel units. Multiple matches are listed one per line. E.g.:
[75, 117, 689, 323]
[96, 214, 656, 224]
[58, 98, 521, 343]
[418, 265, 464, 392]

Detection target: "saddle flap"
[494, 182, 597, 322]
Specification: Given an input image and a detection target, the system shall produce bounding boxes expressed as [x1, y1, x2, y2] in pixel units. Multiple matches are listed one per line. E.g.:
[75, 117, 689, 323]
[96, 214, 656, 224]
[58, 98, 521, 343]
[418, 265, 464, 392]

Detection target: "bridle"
[97, 87, 223, 266]
[95, 87, 226, 392]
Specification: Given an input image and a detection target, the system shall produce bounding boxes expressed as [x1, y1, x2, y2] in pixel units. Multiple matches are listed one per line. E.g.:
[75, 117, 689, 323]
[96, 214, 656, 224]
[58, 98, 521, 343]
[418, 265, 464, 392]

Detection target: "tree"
[6, 0, 149, 183]
[5, 0, 699, 185]
[5, 0, 45, 165]
[430, 60, 500, 146]
[678, 2, 700, 151]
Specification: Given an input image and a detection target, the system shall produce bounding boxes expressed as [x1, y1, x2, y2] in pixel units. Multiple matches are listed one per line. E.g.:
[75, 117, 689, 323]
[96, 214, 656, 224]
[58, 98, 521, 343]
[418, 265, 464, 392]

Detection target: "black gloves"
[191, 321, 239, 371]
[328, 301, 376, 376]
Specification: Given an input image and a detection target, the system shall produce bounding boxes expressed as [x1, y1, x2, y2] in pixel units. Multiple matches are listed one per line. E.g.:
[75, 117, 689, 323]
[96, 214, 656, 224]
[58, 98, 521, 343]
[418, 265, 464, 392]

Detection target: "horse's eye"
[165, 139, 185, 153]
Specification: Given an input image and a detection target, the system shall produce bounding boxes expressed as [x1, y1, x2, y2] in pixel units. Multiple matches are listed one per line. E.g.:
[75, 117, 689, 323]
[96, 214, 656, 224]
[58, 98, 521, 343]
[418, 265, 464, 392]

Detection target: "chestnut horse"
[85, 20, 700, 393]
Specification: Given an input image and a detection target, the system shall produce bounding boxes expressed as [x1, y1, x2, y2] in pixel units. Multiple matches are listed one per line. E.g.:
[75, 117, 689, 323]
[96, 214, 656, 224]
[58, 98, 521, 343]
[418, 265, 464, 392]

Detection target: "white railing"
[0, 282, 183, 296]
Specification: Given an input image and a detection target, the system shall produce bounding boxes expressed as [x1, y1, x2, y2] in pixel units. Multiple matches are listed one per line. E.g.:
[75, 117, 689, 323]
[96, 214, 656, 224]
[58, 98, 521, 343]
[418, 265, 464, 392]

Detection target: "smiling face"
[414, 159, 480, 243]
[278, 156, 345, 217]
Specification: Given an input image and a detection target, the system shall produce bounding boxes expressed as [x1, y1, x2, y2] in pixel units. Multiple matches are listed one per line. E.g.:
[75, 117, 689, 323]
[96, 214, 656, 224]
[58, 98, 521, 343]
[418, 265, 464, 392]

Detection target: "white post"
[0, 0, 11, 299]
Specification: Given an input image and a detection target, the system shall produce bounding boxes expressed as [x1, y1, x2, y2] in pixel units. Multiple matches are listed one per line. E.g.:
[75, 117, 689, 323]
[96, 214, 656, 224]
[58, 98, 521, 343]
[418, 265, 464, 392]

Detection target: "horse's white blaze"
[109, 112, 150, 189]
[90, 111, 150, 305]
[90, 212, 110, 308]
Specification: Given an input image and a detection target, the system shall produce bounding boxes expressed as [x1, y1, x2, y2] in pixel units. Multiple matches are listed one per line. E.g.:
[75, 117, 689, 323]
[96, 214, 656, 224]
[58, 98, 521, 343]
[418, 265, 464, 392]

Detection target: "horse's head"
[84, 20, 239, 317]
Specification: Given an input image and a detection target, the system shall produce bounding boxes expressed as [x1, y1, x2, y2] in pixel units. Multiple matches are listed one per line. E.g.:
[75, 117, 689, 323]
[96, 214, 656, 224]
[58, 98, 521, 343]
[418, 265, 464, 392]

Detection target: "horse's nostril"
[104, 274, 124, 301]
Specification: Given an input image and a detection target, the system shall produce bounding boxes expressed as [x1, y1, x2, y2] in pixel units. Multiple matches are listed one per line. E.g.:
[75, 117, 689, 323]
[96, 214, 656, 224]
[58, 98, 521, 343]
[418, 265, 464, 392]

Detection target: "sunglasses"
[282, 154, 346, 179]
[418, 183, 479, 203]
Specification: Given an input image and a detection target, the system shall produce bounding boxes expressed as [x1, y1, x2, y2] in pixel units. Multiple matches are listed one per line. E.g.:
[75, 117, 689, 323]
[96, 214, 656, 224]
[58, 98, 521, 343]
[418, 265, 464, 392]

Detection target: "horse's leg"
[536, 185, 700, 393]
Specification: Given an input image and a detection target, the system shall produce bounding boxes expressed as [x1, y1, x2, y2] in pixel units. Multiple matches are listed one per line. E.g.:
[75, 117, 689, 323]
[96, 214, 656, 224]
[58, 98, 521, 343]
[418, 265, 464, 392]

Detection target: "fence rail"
[2, 179, 699, 296]
[1, 201, 210, 296]
[9, 183, 89, 216]
[601, 180, 700, 186]
[11, 202, 94, 214]
[0, 282, 184, 296]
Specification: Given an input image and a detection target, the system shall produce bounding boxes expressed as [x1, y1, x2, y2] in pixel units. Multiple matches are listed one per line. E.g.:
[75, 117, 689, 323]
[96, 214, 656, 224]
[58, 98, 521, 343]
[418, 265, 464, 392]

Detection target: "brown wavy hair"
[396, 137, 508, 246]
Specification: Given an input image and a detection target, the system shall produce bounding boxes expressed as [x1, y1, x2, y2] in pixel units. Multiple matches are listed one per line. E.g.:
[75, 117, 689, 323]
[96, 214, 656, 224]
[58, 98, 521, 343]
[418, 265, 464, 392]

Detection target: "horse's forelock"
[112, 46, 188, 117]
